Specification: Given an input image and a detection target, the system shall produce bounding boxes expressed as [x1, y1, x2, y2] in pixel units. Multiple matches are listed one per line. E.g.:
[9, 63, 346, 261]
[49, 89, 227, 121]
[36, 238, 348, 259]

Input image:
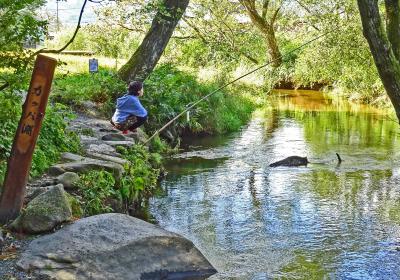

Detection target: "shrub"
[77, 170, 118, 216]
[143, 64, 255, 136]
[119, 145, 161, 205]
[52, 69, 126, 105]
[0, 92, 80, 183]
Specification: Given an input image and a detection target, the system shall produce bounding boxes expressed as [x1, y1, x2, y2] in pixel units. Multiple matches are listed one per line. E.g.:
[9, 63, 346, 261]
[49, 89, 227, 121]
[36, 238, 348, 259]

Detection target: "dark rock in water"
[336, 153, 342, 164]
[0, 228, 4, 246]
[17, 213, 217, 280]
[269, 156, 309, 167]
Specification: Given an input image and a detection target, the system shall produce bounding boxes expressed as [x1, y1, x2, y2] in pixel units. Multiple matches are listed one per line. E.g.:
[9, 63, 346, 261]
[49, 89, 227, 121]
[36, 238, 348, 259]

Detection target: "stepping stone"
[125, 129, 149, 144]
[80, 135, 98, 143]
[87, 144, 118, 156]
[101, 133, 126, 141]
[85, 152, 128, 165]
[99, 128, 119, 133]
[103, 141, 135, 147]
[48, 160, 124, 180]
[61, 152, 86, 162]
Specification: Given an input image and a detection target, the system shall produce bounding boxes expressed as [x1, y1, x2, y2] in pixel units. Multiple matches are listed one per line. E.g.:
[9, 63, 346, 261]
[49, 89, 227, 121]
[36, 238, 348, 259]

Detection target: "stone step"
[48, 160, 124, 180]
[61, 152, 86, 162]
[101, 133, 127, 141]
[85, 152, 128, 165]
[87, 144, 118, 156]
[103, 140, 135, 147]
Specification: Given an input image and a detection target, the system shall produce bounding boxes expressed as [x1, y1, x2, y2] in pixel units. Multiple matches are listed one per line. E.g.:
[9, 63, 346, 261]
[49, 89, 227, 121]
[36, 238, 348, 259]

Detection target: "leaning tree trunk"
[118, 0, 189, 82]
[358, 0, 400, 122]
[264, 25, 282, 67]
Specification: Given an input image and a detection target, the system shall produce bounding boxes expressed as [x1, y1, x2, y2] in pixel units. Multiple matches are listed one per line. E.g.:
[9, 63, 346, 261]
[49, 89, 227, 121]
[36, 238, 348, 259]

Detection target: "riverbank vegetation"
[0, 92, 80, 183]
[1, 0, 400, 222]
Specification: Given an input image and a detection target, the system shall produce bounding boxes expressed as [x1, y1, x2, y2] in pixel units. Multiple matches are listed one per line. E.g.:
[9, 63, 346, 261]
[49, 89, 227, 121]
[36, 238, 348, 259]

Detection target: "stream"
[149, 90, 400, 279]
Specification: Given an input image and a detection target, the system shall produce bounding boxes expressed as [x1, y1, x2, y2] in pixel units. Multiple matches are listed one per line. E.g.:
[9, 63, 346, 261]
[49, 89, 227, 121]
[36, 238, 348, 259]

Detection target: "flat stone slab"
[99, 128, 119, 133]
[61, 152, 86, 162]
[103, 140, 135, 147]
[17, 213, 217, 280]
[85, 152, 128, 165]
[48, 160, 124, 180]
[87, 144, 118, 156]
[101, 133, 127, 141]
[79, 135, 98, 143]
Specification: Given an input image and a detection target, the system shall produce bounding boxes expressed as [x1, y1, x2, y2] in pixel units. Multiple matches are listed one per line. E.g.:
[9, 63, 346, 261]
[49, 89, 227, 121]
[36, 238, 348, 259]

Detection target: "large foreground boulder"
[17, 213, 217, 280]
[10, 184, 72, 233]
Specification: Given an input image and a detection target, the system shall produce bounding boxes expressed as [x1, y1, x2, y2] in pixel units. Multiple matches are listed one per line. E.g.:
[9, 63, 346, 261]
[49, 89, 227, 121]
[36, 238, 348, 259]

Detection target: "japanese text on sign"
[16, 76, 46, 153]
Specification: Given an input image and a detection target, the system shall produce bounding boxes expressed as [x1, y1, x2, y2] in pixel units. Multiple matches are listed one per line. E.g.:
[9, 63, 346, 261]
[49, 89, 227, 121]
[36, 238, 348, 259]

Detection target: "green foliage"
[52, 69, 126, 105]
[143, 64, 255, 135]
[77, 170, 117, 216]
[0, 92, 80, 183]
[74, 146, 162, 217]
[65, 192, 83, 218]
[286, 0, 385, 102]
[119, 145, 161, 204]
[149, 136, 170, 154]
[32, 104, 81, 177]
[46, 25, 140, 59]
[0, 0, 47, 88]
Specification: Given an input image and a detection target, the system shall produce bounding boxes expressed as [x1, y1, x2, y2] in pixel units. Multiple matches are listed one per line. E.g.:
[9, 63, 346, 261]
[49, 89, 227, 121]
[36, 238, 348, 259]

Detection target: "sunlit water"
[149, 90, 400, 279]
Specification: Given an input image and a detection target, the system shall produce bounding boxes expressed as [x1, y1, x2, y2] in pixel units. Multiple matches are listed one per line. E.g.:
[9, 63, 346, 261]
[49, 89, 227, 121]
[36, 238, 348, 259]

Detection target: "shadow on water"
[150, 90, 400, 279]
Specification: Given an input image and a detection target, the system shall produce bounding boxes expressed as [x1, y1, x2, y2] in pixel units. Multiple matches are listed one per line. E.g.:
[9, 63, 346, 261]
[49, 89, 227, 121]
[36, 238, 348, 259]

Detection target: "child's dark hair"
[128, 81, 143, 96]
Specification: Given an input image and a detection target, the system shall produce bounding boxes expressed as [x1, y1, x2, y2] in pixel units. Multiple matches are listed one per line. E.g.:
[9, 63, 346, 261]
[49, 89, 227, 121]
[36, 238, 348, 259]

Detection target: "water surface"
[150, 90, 400, 279]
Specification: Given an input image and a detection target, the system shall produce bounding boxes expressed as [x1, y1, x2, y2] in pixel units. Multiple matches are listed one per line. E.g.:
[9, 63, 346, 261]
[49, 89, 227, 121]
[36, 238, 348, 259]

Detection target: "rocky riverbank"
[0, 112, 217, 279]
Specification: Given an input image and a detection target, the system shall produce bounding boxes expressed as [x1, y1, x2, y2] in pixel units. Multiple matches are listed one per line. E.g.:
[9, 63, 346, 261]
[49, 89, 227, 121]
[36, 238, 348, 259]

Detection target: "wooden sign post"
[0, 55, 57, 224]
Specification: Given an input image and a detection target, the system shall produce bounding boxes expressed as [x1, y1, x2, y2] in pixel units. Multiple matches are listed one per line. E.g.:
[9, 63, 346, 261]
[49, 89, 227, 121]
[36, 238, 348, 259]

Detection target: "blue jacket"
[112, 94, 147, 123]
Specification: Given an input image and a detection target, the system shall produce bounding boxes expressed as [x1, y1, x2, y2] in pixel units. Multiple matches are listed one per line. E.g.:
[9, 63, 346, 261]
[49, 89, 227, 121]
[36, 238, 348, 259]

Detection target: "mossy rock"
[57, 172, 80, 189]
[10, 184, 72, 234]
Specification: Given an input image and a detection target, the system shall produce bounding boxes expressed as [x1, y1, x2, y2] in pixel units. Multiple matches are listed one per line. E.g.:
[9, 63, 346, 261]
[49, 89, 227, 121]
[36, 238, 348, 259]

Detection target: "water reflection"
[150, 90, 400, 279]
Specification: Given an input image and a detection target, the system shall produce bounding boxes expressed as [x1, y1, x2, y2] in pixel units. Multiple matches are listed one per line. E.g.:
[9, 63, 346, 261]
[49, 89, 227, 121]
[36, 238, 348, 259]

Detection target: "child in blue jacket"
[111, 81, 148, 132]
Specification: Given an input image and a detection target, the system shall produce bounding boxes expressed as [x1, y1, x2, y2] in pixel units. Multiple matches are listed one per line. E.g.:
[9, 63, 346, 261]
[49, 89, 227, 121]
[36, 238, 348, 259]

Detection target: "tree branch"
[115, 22, 145, 33]
[0, 82, 9, 92]
[182, 17, 208, 43]
[294, 0, 312, 14]
[208, 8, 259, 64]
[172, 35, 197, 39]
[240, 0, 270, 32]
[262, 0, 270, 19]
[271, 5, 281, 25]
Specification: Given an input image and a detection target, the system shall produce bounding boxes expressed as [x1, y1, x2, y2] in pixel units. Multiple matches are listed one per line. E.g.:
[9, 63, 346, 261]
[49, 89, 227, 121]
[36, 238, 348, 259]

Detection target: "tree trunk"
[265, 25, 282, 67]
[118, 0, 189, 82]
[358, 0, 400, 121]
[239, 0, 282, 67]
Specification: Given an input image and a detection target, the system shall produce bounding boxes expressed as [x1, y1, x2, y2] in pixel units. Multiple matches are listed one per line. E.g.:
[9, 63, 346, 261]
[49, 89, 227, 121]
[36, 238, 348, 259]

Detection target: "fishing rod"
[145, 31, 331, 144]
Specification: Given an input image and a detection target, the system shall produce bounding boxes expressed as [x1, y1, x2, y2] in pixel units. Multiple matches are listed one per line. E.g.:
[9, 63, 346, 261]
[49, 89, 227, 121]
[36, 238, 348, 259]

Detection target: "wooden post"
[0, 55, 57, 224]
